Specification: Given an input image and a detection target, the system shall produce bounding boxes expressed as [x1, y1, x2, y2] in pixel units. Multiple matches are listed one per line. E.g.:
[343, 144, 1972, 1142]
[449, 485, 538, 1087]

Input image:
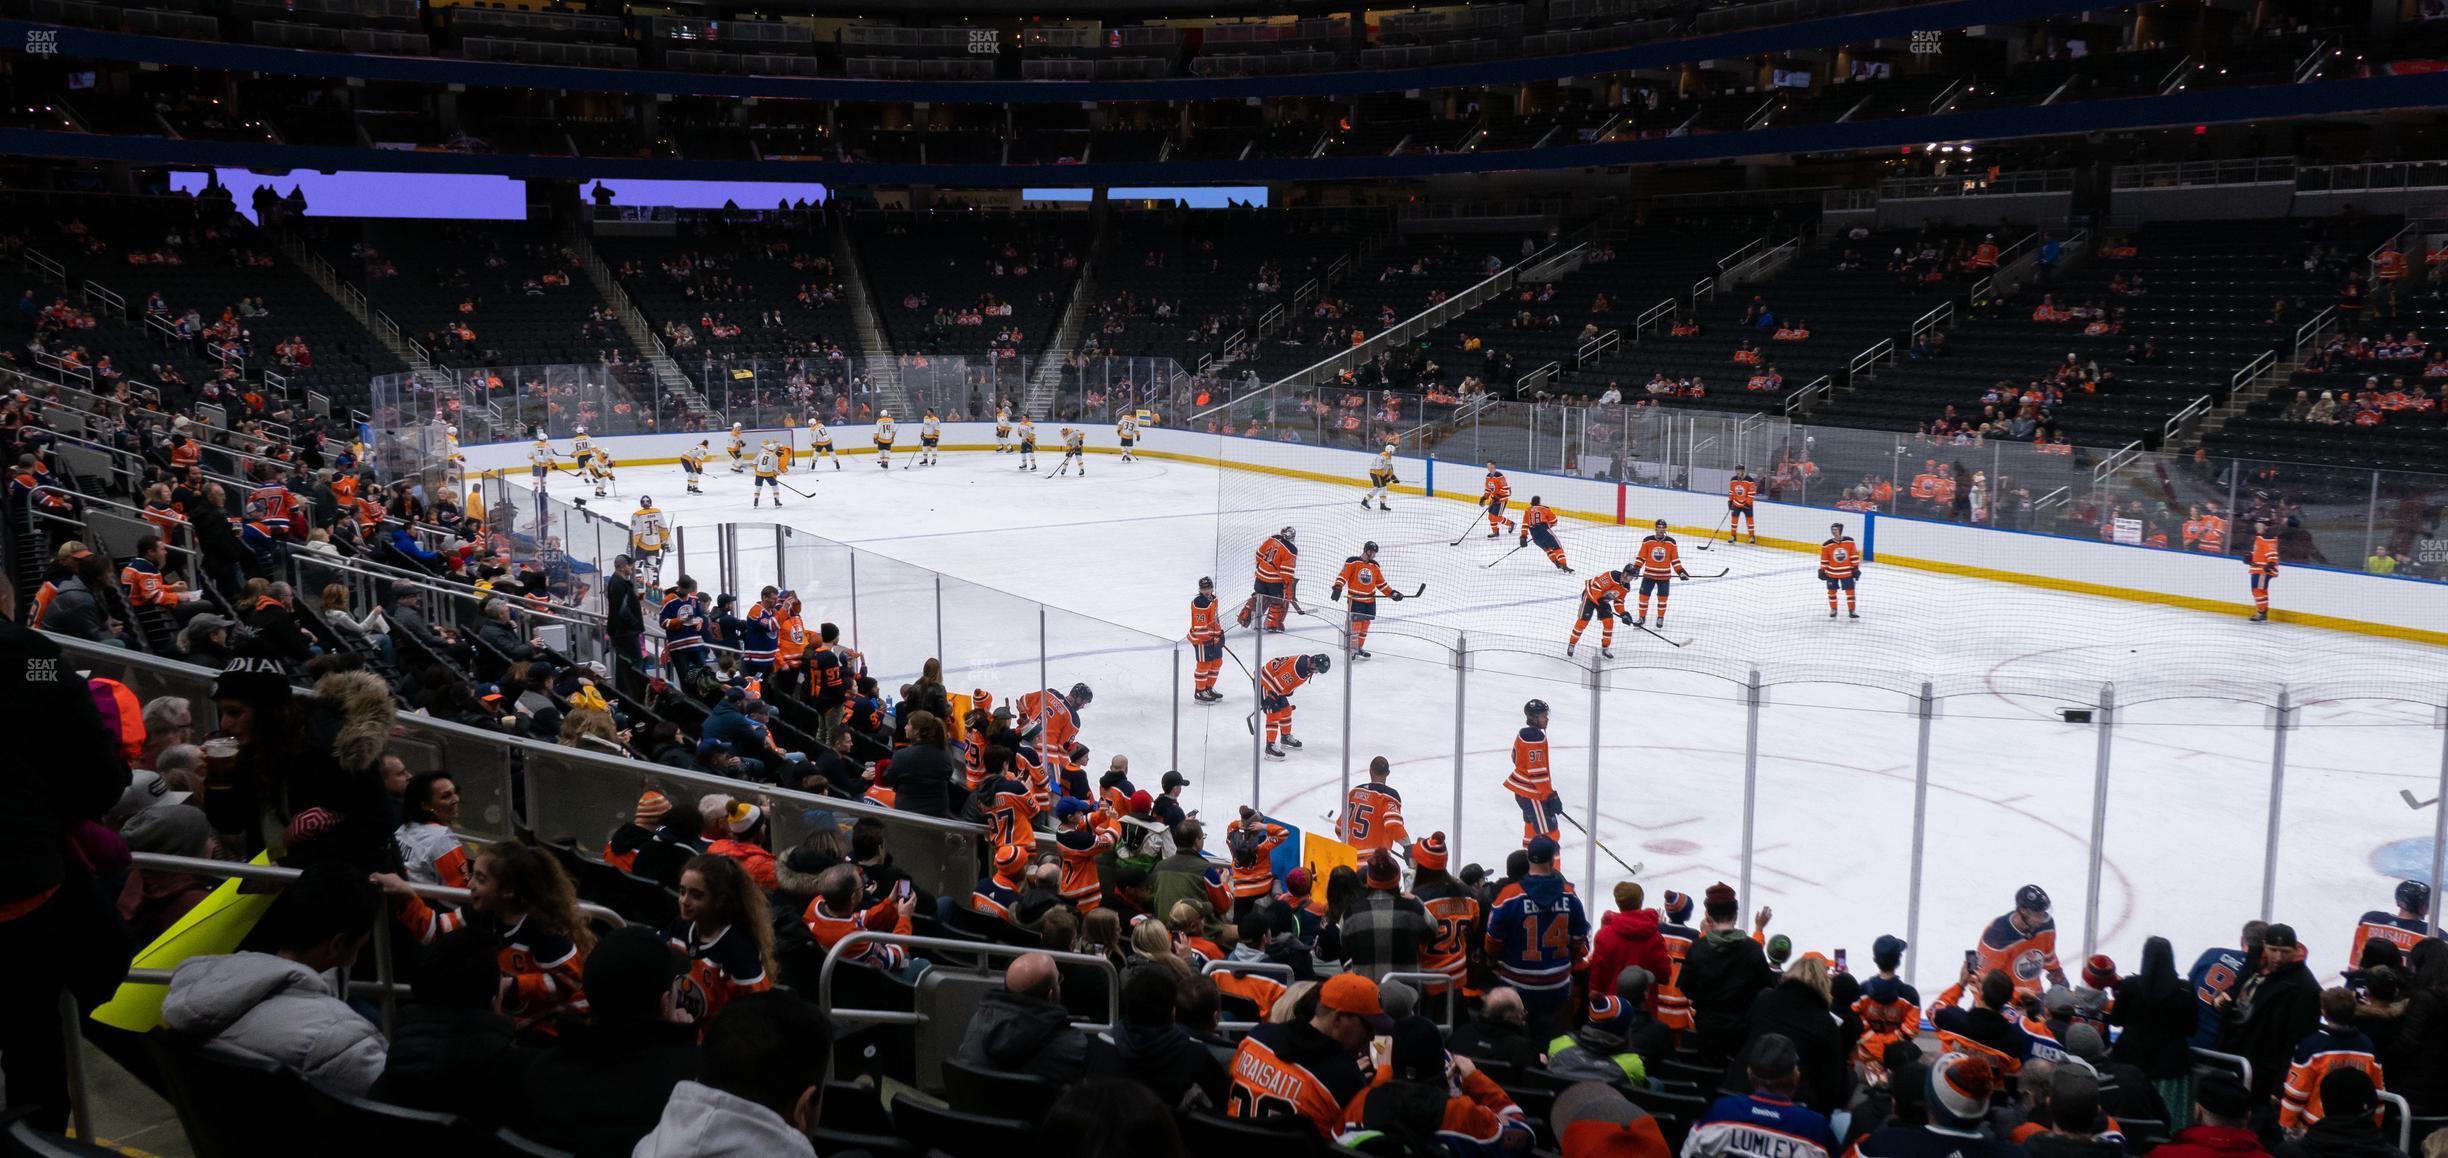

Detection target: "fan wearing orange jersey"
[1258, 653, 1329, 759]
[1338, 756, 1410, 854]
[1567, 568, 1631, 658]
[2249, 520, 2280, 623]
[1480, 463, 1516, 537]
[1631, 519, 1691, 627]
[1507, 699, 1562, 846]
[1520, 498, 1571, 572]
[1819, 521, 1863, 619]
[1728, 466, 1760, 543]
[1237, 526, 1302, 632]
[1189, 576, 1227, 703]
[1331, 541, 1404, 659]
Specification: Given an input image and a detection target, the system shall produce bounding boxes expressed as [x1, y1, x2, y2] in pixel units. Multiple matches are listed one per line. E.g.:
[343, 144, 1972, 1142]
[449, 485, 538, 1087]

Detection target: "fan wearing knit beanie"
[1678, 881, 1774, 1065]
[603, 790, 707, 883]
[1853, 1053, 2025, 1158]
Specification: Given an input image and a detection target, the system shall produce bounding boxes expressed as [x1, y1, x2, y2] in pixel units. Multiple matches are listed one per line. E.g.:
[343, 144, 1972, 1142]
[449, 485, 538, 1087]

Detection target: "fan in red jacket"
[1584, 881, 1674, 1016]
[2148, 1072, 2263, 1158]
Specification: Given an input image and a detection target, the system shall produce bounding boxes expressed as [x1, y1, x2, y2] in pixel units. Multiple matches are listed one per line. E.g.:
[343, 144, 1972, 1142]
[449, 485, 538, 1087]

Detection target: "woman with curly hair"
[375, 842, 593, 1032]
[667, 854, 776, 1024]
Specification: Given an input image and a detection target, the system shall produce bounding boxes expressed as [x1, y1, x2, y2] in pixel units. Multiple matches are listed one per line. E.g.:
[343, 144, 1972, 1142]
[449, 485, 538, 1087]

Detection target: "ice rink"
[524, 445, 2448, 992]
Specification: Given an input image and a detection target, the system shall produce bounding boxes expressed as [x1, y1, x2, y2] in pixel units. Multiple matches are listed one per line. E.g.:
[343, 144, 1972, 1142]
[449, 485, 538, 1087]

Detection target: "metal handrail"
[816, 932, 1121, 1028]
[1783, 373, 1833, 415]
[1577, 330, 1621, 367]
[1715, 237, 1766, 272]
[2189, 1046, 2252, 1093]
[1634, 297, 1678, 337]
[2294, 305, 2338, 356]
[2163, 395, 2214, 443]
[1909, 301, 1954, 342]
[82, 280, 126, 318]
[2093, 439, 2144, 483]
[2229, 348, 2279, 403]
[1847, 338, 1894, 386]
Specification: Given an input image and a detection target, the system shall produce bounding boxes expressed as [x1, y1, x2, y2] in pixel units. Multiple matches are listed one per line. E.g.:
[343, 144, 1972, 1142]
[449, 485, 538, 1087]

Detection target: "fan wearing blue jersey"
[1681, 1035, 1836, 1158]
[1483, 835, 1588, 1033]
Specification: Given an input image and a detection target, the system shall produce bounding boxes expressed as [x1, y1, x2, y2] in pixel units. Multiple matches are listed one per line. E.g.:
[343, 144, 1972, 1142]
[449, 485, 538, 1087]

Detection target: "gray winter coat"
[160, 952, 387, 1097]
[954, 988, 1090, 1081]
[630, 1079, 815, 1158]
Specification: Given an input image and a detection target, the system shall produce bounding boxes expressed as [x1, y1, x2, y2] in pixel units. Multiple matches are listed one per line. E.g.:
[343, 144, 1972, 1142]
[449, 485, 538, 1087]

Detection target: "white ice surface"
[529, 451, 2447, 994]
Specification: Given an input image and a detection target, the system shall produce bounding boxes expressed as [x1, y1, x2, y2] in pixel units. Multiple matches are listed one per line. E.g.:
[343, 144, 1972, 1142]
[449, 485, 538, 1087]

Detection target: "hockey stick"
[1560, 812, 1644, 877]
[2404, 789, 2439, 810]
[1448, 507, 1492, 547]
[1625, 618, 1693, 649]
[1485, 543, 1530, 569]
[1679, 566, 1732, 579]
[774, 478, 820, 499]
[1698, 511, 1731, 551]
[1409, 583, 1427, 598]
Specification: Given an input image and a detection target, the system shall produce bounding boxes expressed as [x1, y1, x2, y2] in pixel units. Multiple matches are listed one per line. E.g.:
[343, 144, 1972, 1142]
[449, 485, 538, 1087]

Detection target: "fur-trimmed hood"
[310, 669, 397, 772]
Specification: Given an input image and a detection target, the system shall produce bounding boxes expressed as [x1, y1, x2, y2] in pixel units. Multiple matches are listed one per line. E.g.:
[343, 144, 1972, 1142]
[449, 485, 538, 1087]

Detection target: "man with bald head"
[1450, 985, 1545, 1072]
[953, 951, 1088, 1080]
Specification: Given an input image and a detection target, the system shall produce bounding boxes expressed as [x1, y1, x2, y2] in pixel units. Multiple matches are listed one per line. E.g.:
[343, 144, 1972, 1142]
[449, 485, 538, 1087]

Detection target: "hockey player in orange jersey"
[1566, 568, 1631, 658]
[2249, 520, 2280, 623]
[1481, 463, 1516, 537]
[1631, 518, 1691, 627]
[1338, 756, 1410, 855]
[1507, 698, 1563, 846]
[1331, 541, 1406, 659]
[1728, 466, 1760, 544]
[1189, 576, 1227, 703]
[1238, 526, 1302, 632]
[1257, 652, 1330, 760]
[1520, 498, 1571, 572]
[1819, 521, 1863, 619]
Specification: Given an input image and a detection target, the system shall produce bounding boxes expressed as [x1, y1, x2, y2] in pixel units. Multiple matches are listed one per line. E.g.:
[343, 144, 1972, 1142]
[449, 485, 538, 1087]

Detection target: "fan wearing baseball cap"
[1226, 971, 1389, 1136]
[1484, 835, 1590, 1032]
[1683, 1035, 1838, 1158]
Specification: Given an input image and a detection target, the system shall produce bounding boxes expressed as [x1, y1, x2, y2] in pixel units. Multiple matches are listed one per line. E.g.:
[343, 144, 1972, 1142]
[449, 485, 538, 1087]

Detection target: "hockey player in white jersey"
[919, 410, 942, 466]
[681, 440, 709, 495]
[727, 423, 747, 473]
[1365, 444, 1397, 511]
[808, 418, 839, 470]
[752, 443, 783, 507]
[631, 497, 670, 585]
[874, 411, 898, 469]
[1054, 426, 1087, 476]
[585, 447, 618, 498]
[1116, 413, 1140, 462]
[995, 403, 1013, 453]
[571, 427, 596, 472]
[527, 434, 557, 488]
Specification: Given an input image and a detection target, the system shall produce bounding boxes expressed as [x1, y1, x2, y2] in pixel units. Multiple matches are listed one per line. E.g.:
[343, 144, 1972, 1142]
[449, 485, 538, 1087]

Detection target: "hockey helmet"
[731, 422, 743, 431]
[1384, 443, 1397, 454]
[1068, 682, 1094, 705]
[1362, 540, 1379, 555]
[1198, 576, 1214, 590]
[1524, 698, 1550, 718]
[2402, 879, 2433, 915]
[2016, 883, 2052, 913]
[1279, 526, 1296, 541]
[880, 410, 892, 420]
[640, 496, 653, 506]
[1306, 653, 1331, 674]
[575, 425, 586, 435]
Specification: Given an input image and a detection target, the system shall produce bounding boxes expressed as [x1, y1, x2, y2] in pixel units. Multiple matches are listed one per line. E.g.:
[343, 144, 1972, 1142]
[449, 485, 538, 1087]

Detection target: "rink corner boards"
[1141, 446, 2448, 652]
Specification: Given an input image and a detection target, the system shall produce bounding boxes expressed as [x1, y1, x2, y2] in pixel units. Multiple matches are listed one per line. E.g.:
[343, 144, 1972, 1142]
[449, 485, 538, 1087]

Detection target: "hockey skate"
[1377, 501, 1390, 511]
[1279, 736, 1303, 749]
[2251, 611, 2268, 622]
[1565, 645, 1576, 657]
[1195, 689, 1223, 703]
[1265, 743, 1287, 760]
[1360, 497, 1371, 508]
[1830, 609, 1839, 619]
[1601, 647, 1615, 658]
[1848, 610, 1860, 619]
[1353, 648, 1371, 659]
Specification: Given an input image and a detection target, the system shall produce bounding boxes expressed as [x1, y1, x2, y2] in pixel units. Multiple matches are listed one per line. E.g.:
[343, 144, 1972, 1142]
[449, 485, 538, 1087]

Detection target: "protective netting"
[1202, 389, 2448, 706]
